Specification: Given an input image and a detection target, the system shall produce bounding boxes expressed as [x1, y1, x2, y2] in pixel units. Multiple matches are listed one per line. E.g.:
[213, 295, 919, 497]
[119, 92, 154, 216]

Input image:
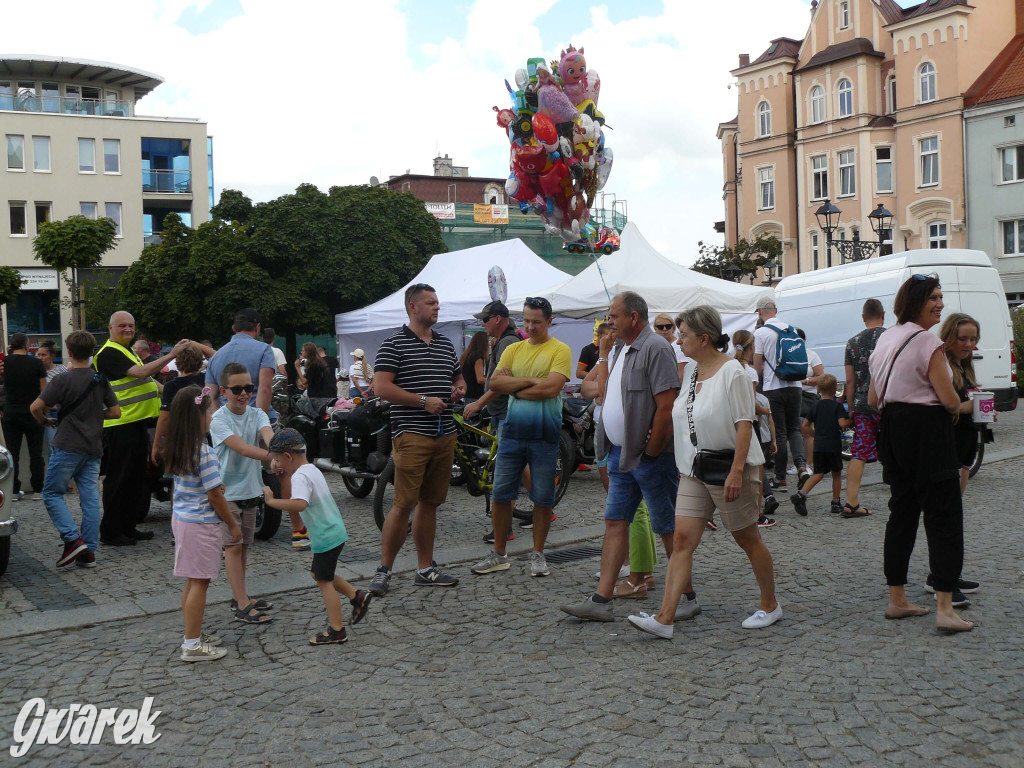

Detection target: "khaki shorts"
[675, 464, 761, 532]
[221, 501, 257, 546]
[392, 432, 457, 510]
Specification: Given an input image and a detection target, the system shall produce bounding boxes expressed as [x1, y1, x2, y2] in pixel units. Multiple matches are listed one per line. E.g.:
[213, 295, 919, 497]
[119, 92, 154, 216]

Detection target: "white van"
[772, 249, 1017, 411]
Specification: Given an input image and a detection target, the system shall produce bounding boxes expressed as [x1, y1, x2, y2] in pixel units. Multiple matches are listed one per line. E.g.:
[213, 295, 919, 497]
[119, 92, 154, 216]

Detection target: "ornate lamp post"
[814, 199, 894, 264]
[762, 258, 778, 285]
[724, 262, 742, 282]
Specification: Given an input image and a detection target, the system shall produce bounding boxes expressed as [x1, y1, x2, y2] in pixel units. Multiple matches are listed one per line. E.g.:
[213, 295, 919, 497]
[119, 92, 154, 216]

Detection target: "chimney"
[739, 53, 750, 67]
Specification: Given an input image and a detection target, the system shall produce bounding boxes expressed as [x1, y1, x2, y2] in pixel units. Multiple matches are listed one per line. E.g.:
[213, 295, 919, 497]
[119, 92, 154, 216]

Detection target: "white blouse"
[672, 359, 765, 478]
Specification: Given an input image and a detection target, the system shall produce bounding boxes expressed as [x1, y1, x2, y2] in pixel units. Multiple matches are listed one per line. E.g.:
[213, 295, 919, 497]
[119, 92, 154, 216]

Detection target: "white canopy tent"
[334, 239, 570, 369]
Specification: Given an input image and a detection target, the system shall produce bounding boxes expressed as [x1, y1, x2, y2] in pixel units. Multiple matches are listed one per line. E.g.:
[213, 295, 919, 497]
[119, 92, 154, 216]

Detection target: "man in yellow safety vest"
[95, 311, 188, 546]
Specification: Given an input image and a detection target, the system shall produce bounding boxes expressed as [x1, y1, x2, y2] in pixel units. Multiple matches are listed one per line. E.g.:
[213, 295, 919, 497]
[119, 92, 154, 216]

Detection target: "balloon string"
[588, 241, 612, 304]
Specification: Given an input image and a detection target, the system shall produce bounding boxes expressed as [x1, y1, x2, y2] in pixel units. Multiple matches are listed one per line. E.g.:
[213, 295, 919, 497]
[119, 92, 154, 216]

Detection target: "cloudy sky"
[11, 0, 838, 264]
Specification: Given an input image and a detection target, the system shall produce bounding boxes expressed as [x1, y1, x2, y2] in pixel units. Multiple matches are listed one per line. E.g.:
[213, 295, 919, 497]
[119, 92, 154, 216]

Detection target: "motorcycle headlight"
[0, 447, 11, 481]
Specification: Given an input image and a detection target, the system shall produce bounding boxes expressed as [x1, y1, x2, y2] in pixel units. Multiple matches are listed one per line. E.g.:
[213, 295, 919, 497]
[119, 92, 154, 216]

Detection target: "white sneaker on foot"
[627, 612, 674, 639]
[530, 550, 550, 577]
[741, 603, 783, 629]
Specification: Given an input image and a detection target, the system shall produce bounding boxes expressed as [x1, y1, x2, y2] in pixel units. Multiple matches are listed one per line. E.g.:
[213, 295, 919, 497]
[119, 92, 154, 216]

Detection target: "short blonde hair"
[817, 372, 838, 396]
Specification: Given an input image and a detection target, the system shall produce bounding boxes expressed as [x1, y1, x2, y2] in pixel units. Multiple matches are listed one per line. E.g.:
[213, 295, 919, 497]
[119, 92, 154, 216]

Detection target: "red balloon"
[532, 113, 558, 150]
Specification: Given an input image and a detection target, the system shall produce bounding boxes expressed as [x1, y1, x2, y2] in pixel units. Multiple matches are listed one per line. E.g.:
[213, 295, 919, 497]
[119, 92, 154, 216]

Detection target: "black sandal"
[230, 598, 274, 612]
[233, 602, 274, 624]
[350, 590, 372, 625]
[309, 626, 348, 645]
[841, 503, 872, 518]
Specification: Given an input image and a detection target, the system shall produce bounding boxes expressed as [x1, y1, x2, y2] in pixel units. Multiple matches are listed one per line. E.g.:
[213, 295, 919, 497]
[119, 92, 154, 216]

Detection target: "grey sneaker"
[180, 642, 227, 662]
[369, 569, 391, 597]
[201, 632, 222, 647]
[530, 550, 550, 577]
[414, 565, 459, 587]
[560, 595, 614, 622]
[471, 550, 510, 575]
[674, 595, 702, 622]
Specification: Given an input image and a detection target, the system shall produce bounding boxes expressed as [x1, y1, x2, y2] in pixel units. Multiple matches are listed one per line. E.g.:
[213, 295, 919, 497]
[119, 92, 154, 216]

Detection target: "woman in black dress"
[459, 331, 488, 405]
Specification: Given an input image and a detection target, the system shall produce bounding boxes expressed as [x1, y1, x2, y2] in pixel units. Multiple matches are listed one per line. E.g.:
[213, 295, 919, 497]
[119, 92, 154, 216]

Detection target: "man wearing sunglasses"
[370, 283, 466, 596]
[472, 296, 571, 578]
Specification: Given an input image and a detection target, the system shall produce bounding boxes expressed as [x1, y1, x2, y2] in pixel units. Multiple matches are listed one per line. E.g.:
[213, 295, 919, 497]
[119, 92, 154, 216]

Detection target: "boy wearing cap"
[263, 428, 372, 645]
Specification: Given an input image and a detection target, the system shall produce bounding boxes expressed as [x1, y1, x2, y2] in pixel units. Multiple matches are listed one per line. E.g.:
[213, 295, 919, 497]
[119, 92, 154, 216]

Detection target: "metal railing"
[0, 95, 134, 117]
[142, 169, 192, 194]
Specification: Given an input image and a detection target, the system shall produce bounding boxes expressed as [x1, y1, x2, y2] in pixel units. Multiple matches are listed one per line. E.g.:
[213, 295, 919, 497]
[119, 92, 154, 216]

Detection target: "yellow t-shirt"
[497, 337, 572, 443]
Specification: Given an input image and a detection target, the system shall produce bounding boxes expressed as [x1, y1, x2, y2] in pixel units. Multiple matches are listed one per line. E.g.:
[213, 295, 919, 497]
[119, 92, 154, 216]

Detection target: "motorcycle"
[562, 393, 597, 472]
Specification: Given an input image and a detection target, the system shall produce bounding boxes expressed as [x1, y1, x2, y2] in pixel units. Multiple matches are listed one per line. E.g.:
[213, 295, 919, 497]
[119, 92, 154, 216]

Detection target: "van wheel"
[968, 439, 984, 479]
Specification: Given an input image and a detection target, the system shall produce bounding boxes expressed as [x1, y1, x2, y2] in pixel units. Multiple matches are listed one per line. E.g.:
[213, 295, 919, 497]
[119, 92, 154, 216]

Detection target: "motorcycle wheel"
[342, 476, 375, 498]
[372, 458, 395, 531]
[254, 471, 282, 540]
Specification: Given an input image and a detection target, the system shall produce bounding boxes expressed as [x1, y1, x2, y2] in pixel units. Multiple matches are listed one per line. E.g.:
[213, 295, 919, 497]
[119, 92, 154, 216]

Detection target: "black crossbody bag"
[686, 367, 735, 486]
[56, 372, 106, 424]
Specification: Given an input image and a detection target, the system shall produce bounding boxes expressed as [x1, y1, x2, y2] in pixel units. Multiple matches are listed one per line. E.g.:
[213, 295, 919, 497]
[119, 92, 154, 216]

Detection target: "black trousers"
[766, 386, 805, 482]
[879, 403, 963, 592]
[3, 410, 45, 494]
[100, 420, 152, 539]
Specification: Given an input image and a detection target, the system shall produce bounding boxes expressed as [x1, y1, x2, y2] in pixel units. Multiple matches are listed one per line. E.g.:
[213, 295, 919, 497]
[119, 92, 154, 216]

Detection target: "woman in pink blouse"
[868, 274, 972, 633]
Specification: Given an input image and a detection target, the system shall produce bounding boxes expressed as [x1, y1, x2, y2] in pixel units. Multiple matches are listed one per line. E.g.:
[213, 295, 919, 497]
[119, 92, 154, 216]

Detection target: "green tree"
[0, 266, 23, 346]
[33, 215, 118, 330]
[692, 235, 783, 283]
[119, 185, 445, 355]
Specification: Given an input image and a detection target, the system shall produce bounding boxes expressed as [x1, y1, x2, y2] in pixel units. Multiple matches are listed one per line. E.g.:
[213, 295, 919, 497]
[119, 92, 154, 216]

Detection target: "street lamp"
[763, 258, 778, 285]
[724, 262, 742, 282]
[814, 199, 894, 264]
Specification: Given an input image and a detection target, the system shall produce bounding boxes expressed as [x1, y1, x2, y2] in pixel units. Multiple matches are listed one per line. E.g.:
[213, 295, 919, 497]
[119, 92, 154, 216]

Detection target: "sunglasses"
[224, 384, 254, 395]
[911, 273, 939, 283]
[480, 315, 494, 323]
[525, 297, 552, 311]
[655, 324, 674, 331]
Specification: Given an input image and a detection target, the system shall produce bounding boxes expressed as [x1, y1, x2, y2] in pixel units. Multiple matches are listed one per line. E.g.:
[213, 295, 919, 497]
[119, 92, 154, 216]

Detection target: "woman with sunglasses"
[653, 312, 687, 381]
[868, 274, 972, 632]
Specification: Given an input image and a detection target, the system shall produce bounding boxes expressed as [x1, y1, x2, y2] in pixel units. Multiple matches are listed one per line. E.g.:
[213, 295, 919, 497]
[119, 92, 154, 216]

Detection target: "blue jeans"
[603, 445, 679, 535]
[492, 435, 558, 506]
[43, 449, 101, 550]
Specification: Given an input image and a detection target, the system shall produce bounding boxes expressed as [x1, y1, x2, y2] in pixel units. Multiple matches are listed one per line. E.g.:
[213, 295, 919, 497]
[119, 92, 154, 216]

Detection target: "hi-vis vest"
[93, 340, 160, 428]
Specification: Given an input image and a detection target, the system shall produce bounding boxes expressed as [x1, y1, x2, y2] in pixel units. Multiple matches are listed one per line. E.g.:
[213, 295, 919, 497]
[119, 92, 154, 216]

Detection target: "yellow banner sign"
[473, 204, 509, 225]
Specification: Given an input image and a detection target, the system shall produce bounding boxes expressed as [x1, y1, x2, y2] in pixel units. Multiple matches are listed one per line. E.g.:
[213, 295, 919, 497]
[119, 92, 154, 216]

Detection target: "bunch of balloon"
[493, 45, 612, 243]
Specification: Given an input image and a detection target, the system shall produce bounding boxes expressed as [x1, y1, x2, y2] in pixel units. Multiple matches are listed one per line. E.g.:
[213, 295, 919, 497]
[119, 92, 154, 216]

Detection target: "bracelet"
[419, 395, 427, 409]
[597, 357, 609, 363]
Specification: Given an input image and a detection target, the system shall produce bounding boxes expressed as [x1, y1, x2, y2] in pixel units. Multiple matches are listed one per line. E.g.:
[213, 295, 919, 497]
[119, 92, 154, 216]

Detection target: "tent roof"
[336, 239, 569, 333]
[548, 222, 773, 318]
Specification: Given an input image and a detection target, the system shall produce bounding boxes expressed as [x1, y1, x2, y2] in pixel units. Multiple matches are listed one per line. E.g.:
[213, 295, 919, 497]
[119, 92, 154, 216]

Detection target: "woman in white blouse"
[628, 306, 780, 639]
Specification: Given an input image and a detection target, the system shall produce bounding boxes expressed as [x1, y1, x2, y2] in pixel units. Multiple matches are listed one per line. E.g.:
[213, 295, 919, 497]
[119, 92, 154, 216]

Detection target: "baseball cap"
[755, 295, 777, 311]
[234, 307, 262, 325]
[473, 300, 509, 320]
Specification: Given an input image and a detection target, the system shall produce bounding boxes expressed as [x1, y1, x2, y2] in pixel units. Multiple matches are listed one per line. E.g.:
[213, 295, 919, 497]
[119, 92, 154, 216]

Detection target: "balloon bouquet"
[493, 45, 612, 243]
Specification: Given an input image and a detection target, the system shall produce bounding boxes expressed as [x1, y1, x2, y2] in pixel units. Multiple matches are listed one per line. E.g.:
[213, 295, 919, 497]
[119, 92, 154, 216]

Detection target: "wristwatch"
[419, 395, 427, 409]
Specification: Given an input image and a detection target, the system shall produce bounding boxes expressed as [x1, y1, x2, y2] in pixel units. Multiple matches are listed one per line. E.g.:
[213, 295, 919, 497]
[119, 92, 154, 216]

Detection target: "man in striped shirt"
[369, 283, 466, 596]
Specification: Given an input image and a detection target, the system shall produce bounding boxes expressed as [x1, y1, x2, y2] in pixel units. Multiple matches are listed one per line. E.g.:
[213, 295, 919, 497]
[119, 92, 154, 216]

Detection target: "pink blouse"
[868, 322, 951, 408]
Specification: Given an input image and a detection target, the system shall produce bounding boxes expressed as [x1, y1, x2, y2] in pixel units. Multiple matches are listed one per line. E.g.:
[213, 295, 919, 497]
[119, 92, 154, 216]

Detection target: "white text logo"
[10, 697, 162, 758]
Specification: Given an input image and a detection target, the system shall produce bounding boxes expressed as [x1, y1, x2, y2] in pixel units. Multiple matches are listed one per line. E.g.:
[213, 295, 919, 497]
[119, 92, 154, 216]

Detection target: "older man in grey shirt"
[561, 291, 681, 622]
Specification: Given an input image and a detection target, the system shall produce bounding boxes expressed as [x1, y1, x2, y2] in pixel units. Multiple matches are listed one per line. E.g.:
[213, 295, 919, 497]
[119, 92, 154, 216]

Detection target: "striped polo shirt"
[375, 325, 460, 438]
[172, 443, 225, 524]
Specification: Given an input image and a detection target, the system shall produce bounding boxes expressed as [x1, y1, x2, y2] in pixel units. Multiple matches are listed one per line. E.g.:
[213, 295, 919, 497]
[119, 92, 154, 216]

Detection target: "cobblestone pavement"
[1, 424, 1023, 765]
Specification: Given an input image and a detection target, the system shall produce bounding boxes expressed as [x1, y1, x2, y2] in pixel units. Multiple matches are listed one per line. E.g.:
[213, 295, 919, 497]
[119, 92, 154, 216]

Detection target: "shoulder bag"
[875, 330, 926, 408]
[686, 366, 735, 486]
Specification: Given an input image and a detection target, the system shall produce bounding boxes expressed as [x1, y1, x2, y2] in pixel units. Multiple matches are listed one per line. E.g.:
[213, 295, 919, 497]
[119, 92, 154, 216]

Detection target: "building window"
[920, 136, 939, 186]
[919, 62, 936, 103]
[104, 202, 122, 237]
[80, 202, 97, 219]
[6, 135, 24, 170]
[1004, 220, 1024, 255]
[839, 150, 856, 196]
[103, 139, 120, 174]
[887, 76, 897, 114]
[810, 85, 825, 124]
[759, 167, 775, 210]
[928, 222, 948, 249]
[838, 79, 853, 117]
[875, 146, 893, 193]
[78, 138, 95, 173]
[1006, 116, 1017, 128]
[812, 155, 829, 200]
[35, 202, 51, 233]
[811, 232, 820, 270]
[9, 202, 27, 235]
[32, 136, 50, 172]
[840, 1, 850, 29]
[1001, 145, 1024, 182]
[758, 101, 772, 137]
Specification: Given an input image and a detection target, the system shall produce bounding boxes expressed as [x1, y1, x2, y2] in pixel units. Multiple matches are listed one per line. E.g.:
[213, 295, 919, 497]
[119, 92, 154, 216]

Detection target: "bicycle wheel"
[553, 429, 572, 507]
[372, 458, 395, 531]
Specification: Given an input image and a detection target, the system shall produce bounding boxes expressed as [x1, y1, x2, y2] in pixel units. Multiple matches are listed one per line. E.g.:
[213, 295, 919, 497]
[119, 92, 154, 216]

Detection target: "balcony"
[142, 169, 192, 194]
[0, 95, 134, 117]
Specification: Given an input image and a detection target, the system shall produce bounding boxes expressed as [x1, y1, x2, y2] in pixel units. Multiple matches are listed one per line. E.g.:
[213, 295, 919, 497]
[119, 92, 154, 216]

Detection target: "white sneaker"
[180, 642, 227, 662]
[741, 603, 783, 629]
[530, 550, 550, 577]
[471, 550, 510, 575]
[627, 612, 674, 639]
[594, 564, 630, 580]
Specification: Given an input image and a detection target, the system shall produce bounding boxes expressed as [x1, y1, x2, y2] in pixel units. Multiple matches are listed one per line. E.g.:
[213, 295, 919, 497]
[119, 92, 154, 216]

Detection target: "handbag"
[686, 367, 735, 486]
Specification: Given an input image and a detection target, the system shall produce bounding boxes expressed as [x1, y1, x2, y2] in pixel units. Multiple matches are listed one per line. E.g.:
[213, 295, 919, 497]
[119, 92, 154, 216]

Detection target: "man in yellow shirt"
[471, 296, 570, 578]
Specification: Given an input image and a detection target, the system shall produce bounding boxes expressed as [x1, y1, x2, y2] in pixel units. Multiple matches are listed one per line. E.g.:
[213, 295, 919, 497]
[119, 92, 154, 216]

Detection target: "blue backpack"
[765, 324, 809, 381]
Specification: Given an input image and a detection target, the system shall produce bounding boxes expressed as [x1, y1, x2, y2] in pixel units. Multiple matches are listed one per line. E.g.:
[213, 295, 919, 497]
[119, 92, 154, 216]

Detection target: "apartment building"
[1, 55, 211, 348]
[719, 0, 1021, 281]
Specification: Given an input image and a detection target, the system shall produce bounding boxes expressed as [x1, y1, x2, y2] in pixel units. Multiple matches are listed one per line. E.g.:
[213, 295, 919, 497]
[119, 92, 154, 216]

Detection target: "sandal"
[612, 578, 649, 599]
[232, 602, 274, 624]
[309, 626, 348, 645]
[841, 503, 872, 518]
[230, 598, 274, 612]
[350, 590, 372, 625]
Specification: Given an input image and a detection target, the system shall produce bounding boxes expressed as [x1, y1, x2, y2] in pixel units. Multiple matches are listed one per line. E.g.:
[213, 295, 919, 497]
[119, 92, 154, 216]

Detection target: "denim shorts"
[603, 445, 679, 535]
[492, 435, 558, 506]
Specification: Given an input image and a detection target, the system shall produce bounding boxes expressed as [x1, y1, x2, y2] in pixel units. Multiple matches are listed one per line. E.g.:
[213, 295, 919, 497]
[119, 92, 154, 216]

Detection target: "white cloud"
[9, 0, 811, 266]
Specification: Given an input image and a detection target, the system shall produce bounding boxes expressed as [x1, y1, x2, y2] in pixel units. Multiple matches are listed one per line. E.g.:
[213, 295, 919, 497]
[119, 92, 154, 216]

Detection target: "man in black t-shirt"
[2, 333, 47, 499]
[576, 339, 600, 380]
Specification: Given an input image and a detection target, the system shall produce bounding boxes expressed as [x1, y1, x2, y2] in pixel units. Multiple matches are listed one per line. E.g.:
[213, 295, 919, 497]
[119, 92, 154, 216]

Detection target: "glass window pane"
[79, 138, 95, 172]
[1005, 221, 1015, 254]
[7, 135, 24, 169]
[103, 139, 120, 173]
[35, 203, 51, 233]
[32, 136, 50, 171]
[10, 203, 26, 235]
[105, 202, 122, 236]
[1018, 221, 1024, 254]
[80, 202, 97, 220]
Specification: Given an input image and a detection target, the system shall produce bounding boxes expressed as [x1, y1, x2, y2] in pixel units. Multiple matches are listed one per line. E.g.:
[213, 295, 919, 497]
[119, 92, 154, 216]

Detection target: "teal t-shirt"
[497, 337, 572, 443]
[210, 405, 272, 501]
[290, 464, 348, 553]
